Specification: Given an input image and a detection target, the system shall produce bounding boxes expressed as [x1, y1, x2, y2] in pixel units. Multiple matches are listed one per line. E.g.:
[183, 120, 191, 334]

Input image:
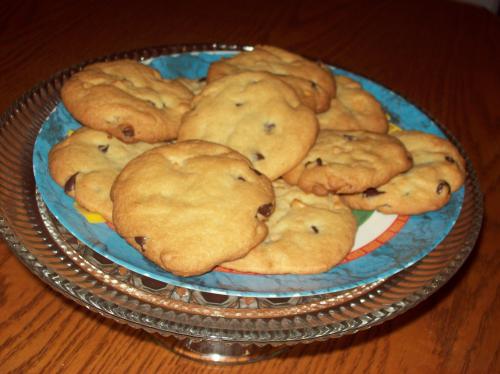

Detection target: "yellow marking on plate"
[388, 122, 402, 134]
[74, 203, 106, 223]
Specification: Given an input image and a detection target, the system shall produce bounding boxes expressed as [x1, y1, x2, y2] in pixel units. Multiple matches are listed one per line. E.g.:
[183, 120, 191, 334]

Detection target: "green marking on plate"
[353, 210, 374, 226]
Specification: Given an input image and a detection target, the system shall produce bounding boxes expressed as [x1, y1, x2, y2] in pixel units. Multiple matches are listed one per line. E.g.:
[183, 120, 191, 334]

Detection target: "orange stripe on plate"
[343, 214, 410, 264]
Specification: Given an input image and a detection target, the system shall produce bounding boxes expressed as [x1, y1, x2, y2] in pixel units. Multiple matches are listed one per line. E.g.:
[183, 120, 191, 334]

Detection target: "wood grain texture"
[0, 0, 499, 372]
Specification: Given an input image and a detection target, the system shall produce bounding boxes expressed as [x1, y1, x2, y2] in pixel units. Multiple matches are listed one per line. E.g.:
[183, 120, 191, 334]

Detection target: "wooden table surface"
[1, 0, 498, 372]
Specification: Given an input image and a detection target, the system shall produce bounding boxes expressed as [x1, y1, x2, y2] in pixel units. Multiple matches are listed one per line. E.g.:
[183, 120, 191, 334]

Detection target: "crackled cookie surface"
[48, 128, 163, 221]
[111, 140, 275, 276]
[61, 59, 193, 143]
[178, 71, 318, 180]
[207, 45, 335, 112]
[222, 180, 356, 274]
[342, 131, 466, 215]
[283, 130, 412, 195]
[317, 75, 388, 133]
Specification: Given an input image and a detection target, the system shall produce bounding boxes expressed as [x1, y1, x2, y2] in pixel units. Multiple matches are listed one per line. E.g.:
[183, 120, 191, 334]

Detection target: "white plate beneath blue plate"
[33, 51, 464, 297]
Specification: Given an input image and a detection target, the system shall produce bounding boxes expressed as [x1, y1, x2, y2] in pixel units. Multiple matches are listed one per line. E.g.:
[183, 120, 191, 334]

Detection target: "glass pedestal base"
[162, 338, 288, 365]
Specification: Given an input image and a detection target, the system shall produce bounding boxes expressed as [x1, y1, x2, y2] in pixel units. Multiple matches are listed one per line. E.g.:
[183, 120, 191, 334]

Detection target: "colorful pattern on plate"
[33, 51, 464, 297]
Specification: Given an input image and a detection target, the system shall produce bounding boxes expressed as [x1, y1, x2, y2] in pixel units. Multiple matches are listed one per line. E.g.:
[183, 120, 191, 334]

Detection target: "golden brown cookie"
[207, 45, 336, 112]
[175, 77, 206, 95]
[342, 131, 466, 214]
[178, 71, 318, 180]
[283, 130, 412, 195]
[48, 128, 163, 221]
[221, 180, 357, 274]
[61, 59, 193, 143]
[317, 75, 388, 133]
[111, 140, 275, 277]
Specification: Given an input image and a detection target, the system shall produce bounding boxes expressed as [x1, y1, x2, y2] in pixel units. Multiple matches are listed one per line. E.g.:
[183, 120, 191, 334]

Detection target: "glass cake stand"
[0, 43, 483, 365]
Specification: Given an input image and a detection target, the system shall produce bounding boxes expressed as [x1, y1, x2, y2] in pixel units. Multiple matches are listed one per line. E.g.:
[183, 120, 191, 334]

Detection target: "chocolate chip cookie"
[111, 140, 275, 277]
[317, 75, 388, 133]
[48, 128, 163, 221]
[221, 179, 357, 274]
[178, 71, 319, 180]
[207, 45, 336, 112]
[283, 130, 412, 195]
[342, 131, 466, 214]
[61, 59, 193, 143]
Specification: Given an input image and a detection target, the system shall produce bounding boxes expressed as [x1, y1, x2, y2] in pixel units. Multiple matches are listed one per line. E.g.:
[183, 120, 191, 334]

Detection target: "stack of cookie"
[49, 46, 466, 277]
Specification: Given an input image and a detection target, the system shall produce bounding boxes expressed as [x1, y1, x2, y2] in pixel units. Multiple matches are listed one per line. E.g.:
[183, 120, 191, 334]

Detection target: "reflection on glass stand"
[162, 338, 288, 365]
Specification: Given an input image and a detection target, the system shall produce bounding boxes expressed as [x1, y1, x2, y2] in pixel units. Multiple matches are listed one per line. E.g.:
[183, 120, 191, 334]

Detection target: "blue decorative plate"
[33, 51, 464, 297]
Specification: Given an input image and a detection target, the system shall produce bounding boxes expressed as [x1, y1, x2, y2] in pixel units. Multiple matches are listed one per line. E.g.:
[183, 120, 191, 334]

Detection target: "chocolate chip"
[304, 157, 323, 167]
[436, 180, 451, 195]
[198, 77, 207, 82]
[122, 126, 134, 138]
[445, 156, 455, 163]
[257, 203, 273, 218]
[311, 225, 319, 234]
[343, 134, 356, 141]
[264, 122, 276, 133]
[134, 236, 146, 251]
[363, 188, 385, 198]
[254, 152, 265, 161]
[311, 81, 318, 89]
[235, 102, 244, 107]
[64, 173, 78, 193]
[250, 167, 262, 176]
[98, 144, 109, 153]
[237, 176, 246, 181]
